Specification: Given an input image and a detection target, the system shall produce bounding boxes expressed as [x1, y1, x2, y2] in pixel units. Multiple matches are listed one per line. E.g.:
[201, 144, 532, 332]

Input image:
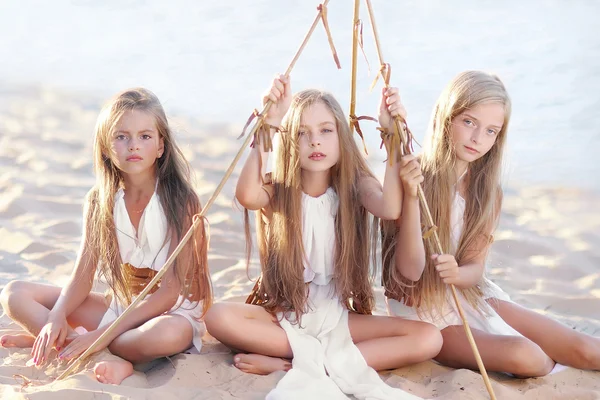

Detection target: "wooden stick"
[348, 0, 360, 135]
[55, 0, 331, 382]
[364, 1, 497, 399]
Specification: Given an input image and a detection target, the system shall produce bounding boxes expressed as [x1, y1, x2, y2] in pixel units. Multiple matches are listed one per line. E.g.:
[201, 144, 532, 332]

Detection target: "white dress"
[97, 187, 206, 352]
[387, 188, 569, 375]
[386, 188, 520, 336]
[267, 188, 420, 400]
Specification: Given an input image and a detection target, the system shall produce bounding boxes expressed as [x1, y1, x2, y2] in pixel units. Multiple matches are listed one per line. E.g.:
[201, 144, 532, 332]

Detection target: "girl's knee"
[418, 322, 443, 358]
[0, 280, 28, 313]
[157, 325, 193, 354]
[507, 338, 554, 377]
[204, 303, 234, 336]
[396, 319, 442, 360]
[111, 317, 193, 358]
[154, 316, 193, 349]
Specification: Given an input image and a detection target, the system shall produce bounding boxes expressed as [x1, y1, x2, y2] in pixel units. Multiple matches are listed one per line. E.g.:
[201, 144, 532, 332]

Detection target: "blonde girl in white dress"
[0, 88, 213, 385]
[384, 70, 600, 377]
[204, 75, 442, 399]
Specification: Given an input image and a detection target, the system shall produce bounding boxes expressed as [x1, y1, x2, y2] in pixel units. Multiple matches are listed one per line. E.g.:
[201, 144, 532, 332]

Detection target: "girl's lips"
[464, 145, 479, 154]
[309, 152, 326, 160]
[126, 155, 143, 161]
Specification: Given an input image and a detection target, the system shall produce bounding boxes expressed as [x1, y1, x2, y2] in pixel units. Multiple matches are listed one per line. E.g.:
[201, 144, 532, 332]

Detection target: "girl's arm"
[236, 135, 275, 210]
[32, 193, 100, 364]
[393, 155, 426, 281]
[358, 87, 406, 220]
[358, 163, 401, 220]
[51, 193, 99, 318]
[435, 191, 502, 288]
[433, 248, 486, 289]
[236, 75, 291, 211]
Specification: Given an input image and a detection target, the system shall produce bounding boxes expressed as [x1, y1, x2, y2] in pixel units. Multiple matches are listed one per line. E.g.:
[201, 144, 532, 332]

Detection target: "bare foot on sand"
[94, 359, 134, 385]
[233, 353, 292, 375]
[0, 334, 35, 348]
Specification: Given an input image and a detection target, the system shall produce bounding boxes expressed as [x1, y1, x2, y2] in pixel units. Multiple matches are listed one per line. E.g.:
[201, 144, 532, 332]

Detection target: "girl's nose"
[129, 140, 139, 151]
[309, 135, 321, 147]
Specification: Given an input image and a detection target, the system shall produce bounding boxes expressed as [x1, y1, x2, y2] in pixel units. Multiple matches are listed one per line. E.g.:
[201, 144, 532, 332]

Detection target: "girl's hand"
[58, 328, 109, 362]
[31, 311, 69, 366]
[432, 254, 460, 285]
[378, 87, 407, 130]
[399, 155, 423, 198]
[262, 74, 292, 126]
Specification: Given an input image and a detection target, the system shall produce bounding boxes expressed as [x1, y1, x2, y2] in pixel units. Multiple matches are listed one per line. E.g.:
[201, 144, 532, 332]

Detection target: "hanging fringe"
[369, 62, 390, 92]
[355, 19, 370, 73]
[318, 3, 342, 69]
[378, 119, 414, 165]
[237, 109, 274, 153]
[349, 114, 377, 155]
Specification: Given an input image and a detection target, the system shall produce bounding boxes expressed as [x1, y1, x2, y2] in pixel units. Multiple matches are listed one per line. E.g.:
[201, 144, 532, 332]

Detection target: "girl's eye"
[486, 129, 497, 135]
[116, 134, 127, 140]
[141, 134, 151, 140]
[321, 129, 333, 134]
[298, 131, 307, 136]
[464, 119, 474, 126]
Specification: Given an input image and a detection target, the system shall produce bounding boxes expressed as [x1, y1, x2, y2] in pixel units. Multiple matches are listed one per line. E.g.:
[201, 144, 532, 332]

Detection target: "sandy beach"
[1, 85, 599, 399]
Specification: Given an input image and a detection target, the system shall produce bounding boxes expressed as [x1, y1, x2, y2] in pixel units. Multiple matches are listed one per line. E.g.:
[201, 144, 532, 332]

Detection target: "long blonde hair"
[383, 71, 511, 317]
[247, 90, 379, 319]
[87, 88, 213, 315]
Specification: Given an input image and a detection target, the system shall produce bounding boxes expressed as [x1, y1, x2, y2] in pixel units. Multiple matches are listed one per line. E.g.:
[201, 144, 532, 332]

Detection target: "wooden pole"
[364, 1, 497, 399]
[55, 0, 332, 381]
[349, 0, 360, 135]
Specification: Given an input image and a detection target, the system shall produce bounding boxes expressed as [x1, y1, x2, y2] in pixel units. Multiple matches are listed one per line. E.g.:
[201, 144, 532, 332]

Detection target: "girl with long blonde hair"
[384, 70, 600, 377]
[0, 88, 213, 384]
[205, 75, 441, 399]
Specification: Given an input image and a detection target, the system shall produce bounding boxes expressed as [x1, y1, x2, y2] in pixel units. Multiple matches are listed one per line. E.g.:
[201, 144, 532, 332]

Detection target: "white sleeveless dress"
[97, 187, 206, 352]
[267, 188, 420, 400]
[386, 188, 569, 375]
[386, 188, 520, 336]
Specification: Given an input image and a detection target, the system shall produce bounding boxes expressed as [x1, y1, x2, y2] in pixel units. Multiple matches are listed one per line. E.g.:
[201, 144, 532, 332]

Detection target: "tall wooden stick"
[55, 0, 332, 382]
[364, 1, 497, 399]
[348, 0, 360, 135]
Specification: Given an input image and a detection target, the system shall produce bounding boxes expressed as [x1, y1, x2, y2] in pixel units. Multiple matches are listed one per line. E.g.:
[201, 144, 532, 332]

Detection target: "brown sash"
[245, 275, 266, 305]
[123, 262, 160, 296]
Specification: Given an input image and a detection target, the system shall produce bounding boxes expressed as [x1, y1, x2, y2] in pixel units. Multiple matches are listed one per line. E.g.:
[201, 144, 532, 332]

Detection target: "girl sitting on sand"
[0, 88, 213, 385]
[383, 70, 600, 377]
[204, 75, 441, 399]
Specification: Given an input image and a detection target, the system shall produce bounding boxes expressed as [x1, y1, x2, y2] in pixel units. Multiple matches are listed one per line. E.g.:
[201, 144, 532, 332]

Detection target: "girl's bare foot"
[0, 334, 35, 348]
[233, 353, 291, 375]
[94, 359, 134, 385]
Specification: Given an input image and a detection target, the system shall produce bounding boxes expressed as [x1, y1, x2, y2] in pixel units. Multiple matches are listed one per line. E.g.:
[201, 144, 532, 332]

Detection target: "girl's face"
[450, 102, 504, 164]
[110, 109, 164, 177]
[298, 101, 340, 173]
